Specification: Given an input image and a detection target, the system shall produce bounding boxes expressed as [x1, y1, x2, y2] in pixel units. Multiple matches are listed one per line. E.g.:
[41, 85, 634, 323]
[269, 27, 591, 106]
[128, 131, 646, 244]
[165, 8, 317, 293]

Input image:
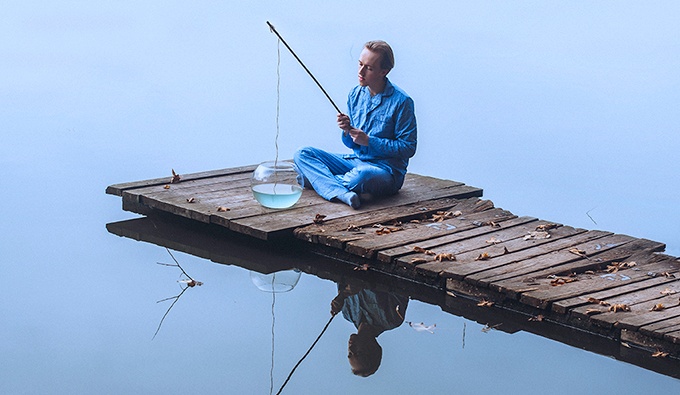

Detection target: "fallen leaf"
[535, 223, 558, 231]
[477, 299, 494, 307]
[587, 297, 610, 306]
[524, 231, 551, 240]
[163, 184, 171, 190]
[607, 261, 637, 273]
[650, 303, 665, 311]
[486, 237, 502, 245]
[186, 197, 196, 203]
[569, 248, 587, 258]
[313, 214, 326, 224]
[503, 246, 510, 255]
[375, 226, 402, 235]
[408, 322, 437, 333]
[660, 288, 677, 296]
[346, 224, 362, 232]
[621, 342, 631, 349]
[475, 252, 491, 261]
[652, 350, 669, 358]
[413, 246, 436, 255]
[434, 253, 456, 262]
[431, 210, 461, 222]
[484, 221, 501, 228]
[411, 257, 428, 264]
[353, 263, 369, 271]
[663, 272, 676, 278]
[171, 169, 181, 184]
[528, 314, 544, 322]
[550, 277, 577, 286]
[608, 304, 631, 312]
[217, 206, 230, 212]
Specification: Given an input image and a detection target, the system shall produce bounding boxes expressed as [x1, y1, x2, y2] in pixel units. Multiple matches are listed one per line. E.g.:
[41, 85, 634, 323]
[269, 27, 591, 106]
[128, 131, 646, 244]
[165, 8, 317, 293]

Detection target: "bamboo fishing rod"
[266, 21, 342, 114]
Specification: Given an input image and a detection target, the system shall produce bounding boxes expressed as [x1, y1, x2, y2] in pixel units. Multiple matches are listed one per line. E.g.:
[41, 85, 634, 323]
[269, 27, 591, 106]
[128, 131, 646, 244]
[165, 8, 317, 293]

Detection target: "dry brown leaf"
[569, 248, 587, 258]
[353, 263, 370, 271]
[503, 247, 510, 255]
[650, 303, 665, 312]
[535, 223, 558, 231]
[652, 350, 669, 358]
[171, 169, 181, 184]
[660, 288, 677, 296]
[346, 224, 362, 232]
[524, 231, 551, 240]
[217, 206, 230, 212]
[186, 197, 196, 203]
[608, 304, 631, 312]
[484, 221, 501, 228]
[477, 299, 494, 307]
[528, 314, 544, 322]
[486, 237, 502, 245]
[313, 214, 326, 224]
[587, 297, 610, 306]
[413, 246, 436, 255]
[163, 184, 171, 190]
[550, 277, 577, 286]
[434, 253, 456, 262]
[607, 261, 637, 273]
[663, 271, 676, 278]
[475, 252, 491, 261]
[411, 257, 428, 264]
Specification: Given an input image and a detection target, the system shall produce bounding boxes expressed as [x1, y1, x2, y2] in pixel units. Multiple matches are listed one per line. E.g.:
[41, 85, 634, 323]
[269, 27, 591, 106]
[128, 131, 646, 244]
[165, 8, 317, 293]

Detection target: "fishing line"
[275, 313, 337, 395]
[269, 275, 277, 395]
[267, 21, 342, 114]
[274, 38, 281, 167]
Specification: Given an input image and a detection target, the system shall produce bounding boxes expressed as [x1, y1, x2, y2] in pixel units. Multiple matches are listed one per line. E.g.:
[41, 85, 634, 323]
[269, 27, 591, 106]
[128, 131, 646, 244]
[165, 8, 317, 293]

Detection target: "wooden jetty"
[107, 165, 680, 363]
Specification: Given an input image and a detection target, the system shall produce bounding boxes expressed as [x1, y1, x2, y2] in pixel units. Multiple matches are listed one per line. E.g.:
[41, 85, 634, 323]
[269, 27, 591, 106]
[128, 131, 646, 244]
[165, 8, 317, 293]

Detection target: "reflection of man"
[331, 283, 409, 377]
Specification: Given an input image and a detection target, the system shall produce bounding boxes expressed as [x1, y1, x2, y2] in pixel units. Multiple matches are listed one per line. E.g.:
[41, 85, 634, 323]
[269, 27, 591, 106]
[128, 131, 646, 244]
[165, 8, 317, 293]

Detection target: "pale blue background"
[2, 1, 679, 394]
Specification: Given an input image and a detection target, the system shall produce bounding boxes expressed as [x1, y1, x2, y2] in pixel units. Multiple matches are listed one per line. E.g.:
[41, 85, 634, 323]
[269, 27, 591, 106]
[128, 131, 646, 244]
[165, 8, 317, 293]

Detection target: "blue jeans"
[294, 146, 398, 201]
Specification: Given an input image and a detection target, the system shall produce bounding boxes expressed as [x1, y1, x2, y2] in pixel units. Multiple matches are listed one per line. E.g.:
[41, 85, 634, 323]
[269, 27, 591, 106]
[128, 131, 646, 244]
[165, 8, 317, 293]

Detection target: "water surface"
[2, 1, 679, 394]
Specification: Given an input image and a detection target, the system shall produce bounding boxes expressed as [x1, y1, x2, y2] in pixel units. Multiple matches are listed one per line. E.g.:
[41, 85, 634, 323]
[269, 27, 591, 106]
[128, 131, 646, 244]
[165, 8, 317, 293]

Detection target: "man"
[294, 40, 417, 209]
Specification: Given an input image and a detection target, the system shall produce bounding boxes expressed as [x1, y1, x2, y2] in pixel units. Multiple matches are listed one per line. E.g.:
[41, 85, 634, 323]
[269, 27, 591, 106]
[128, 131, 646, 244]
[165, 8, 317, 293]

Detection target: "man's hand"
[348, 128, 369, 146]
[337, 113, 352, 131]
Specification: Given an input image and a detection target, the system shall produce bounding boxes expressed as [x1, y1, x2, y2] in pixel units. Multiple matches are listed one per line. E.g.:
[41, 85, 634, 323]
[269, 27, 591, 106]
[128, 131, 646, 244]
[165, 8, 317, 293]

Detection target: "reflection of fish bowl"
[250, 269, 302, 293]
[251, 161, 303, 209]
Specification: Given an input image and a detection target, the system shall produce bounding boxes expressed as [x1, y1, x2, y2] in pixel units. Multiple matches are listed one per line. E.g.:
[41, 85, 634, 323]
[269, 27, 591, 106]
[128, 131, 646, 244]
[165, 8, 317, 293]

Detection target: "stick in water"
[266, 21, 342, 114]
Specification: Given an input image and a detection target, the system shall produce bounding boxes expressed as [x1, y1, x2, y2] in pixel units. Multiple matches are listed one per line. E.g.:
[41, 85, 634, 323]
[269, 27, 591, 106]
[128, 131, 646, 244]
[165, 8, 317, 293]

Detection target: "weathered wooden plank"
[230, 182, 483, 241]
[509, 242, 667, 310]
[294, 197, 490, 247]
[383, 216, 540, 267]
[106, 165, 257, 196]
[437, 226, 591, 281]
[640, 316, 680, 339]
[569, 275, 680, 329]
[396, 217, 548, 278]
[496, 238, 666, 305]
[554, 255, 680, 314]
[466, 231, 618, 288]
[343, 205, 511, 259]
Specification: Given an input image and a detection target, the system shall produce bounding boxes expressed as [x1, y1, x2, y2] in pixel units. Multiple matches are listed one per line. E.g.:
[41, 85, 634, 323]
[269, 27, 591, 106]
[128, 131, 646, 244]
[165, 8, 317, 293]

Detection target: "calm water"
[2, 1, 679, 394]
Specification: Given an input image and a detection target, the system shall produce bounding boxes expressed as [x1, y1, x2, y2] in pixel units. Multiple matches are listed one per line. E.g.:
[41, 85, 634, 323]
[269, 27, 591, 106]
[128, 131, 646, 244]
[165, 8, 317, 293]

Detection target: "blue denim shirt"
[341, 78, 417, 189]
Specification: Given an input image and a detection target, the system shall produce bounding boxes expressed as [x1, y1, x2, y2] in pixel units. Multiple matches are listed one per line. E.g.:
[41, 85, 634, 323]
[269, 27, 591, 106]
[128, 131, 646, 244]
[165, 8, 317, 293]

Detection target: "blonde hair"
[364, 40, 394, 71]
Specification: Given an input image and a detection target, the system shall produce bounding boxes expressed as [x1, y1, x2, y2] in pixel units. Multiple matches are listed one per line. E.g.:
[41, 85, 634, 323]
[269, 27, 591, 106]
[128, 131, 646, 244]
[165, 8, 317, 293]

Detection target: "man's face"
[358, 48, 388, 89]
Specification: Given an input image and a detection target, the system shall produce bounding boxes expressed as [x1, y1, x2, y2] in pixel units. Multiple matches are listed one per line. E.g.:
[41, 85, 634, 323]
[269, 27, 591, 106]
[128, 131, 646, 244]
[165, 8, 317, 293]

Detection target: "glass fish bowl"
[250, 269, 302, 293]
[251, 161, 303, 209]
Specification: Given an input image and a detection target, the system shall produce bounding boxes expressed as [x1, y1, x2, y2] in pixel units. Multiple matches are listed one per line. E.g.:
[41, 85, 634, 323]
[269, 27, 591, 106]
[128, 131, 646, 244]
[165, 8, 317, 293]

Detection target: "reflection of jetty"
[107, 165, 680, 369]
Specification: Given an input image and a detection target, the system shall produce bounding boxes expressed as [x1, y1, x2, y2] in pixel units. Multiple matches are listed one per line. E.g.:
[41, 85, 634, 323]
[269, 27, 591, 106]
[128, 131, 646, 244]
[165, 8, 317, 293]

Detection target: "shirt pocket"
[367, 114, 395, 138]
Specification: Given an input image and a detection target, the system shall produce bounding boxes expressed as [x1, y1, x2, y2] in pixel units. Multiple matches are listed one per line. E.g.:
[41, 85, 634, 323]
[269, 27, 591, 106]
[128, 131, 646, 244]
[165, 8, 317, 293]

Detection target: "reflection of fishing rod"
[275, 313, 337, 395]
[266, 21, 342, 114]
